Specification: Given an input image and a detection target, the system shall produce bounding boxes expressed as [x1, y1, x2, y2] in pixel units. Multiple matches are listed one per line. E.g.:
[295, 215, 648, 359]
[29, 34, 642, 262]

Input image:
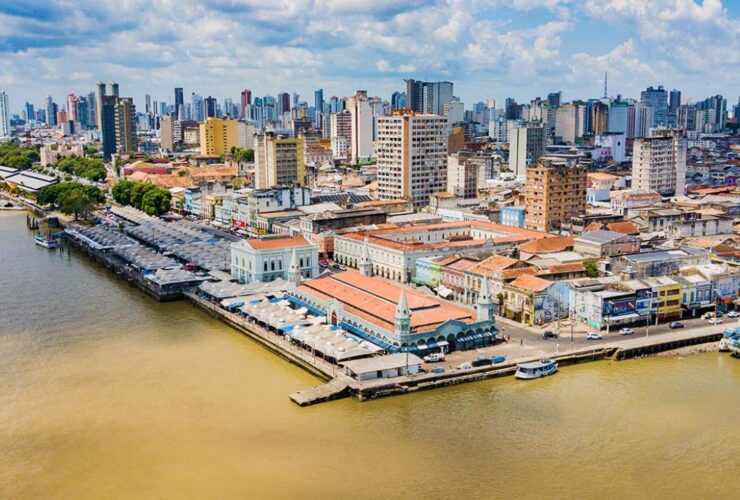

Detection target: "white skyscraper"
[376, 111, 448, 207]
[632, 130, 686, 196]
[346, 90, 374, 161]
[0, 91, 10, 138]
[508, 122, 546, 177]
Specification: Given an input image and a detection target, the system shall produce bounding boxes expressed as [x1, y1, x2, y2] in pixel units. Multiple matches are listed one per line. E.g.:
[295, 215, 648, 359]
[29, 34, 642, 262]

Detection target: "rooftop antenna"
[603, 71, 608, 99]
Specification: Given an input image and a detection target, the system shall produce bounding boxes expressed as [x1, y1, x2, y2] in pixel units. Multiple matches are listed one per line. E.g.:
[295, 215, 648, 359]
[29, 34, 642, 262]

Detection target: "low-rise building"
[573, 230, 640, 257]
[503, 274, 570, 326]
[612, 247, 710, 278]
[231, 235, 318, 283]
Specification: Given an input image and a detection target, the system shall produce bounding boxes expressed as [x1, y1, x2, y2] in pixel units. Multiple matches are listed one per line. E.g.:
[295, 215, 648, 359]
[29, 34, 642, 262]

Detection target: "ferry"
[34, 233, 59, 249]
[515, 357, 558, 380]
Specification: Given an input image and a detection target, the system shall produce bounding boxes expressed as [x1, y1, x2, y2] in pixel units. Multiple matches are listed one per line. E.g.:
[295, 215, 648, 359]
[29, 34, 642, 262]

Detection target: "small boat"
[515, 357, 558, 380]
[424, 352, 445, 363]
[34, 233, 59, 249]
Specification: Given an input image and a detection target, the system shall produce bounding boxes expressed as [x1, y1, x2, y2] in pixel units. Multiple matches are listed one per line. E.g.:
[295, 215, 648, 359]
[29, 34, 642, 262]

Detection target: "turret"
[358, 237, 373, 277]
[394, 288, 411, 337]
[477, 276, 494, 322]
[288, 246, 301, 286]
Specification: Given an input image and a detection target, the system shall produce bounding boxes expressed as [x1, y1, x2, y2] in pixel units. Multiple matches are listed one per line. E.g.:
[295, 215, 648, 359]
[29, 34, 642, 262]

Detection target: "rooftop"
[238, 235, 313, 251]
[508, 274, 553, 292]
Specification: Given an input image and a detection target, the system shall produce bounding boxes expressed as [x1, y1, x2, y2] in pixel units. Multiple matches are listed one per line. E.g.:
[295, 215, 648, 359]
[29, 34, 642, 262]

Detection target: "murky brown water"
[1, 212, 739, 499]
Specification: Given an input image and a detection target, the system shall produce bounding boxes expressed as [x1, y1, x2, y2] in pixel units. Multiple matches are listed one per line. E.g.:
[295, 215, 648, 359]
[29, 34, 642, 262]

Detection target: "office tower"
[145, 94, 152, 114]
[66, 94, 78, 122]
[174, 87, 184, 119]
[444, 99, 464, 124]
[330, 111, 352, 159]
[633, 102, 654, 138]
[640, 85, 668, 127]
[547, 91, 562, 108]
[191, 93, 204, 122]
[45, 95, 55, 126]
[76, 97, 88, 128]
[95, 81, 106, 129]
[204, 96, 217, 118]
[404, 79, 453, 115]
[391, 91, 407, 110]
[376, 110, 448, 207]
[346, 90, 374, 161]
[668, 89, 681, 127]
[328, 95, 342, 113]
[589, 101, 608, 135]
[632, 130, 686, 196]
[278, 92, 291, 116]
[199, 117, 238, 155]
[24, 102, 35, 123]
[554, 103, 585, 144]
[107, 81, 119, 98]
[254, 132, 305, 189]
[0, 91, 10, 137]
[86, 92, 96, 126]
[223, 98, 236, 118]
[159, 116, 175, 152]
[525, 156, 588, 232]
[447, 151, 495, 198]
[608, 100, 629, 134]
[508, 122, 546, 177]
[733, 98, 740, 124]
[114, 97, 137, 155]
[314, 89, 324, 130]
[100, 96, 117, 160]
[505, 98, 519, 120]
[240, 89, 252, 118]
[694, 95, 727, 133]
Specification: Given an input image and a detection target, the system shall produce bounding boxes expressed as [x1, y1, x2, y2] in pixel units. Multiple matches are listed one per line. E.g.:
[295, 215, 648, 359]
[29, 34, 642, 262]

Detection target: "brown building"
[592, 102, 609, 134]
[525, 156, 588, 233]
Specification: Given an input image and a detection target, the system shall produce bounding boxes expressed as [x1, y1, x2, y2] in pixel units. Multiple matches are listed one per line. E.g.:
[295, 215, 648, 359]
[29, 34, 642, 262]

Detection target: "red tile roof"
[518, 236, 573, 254]
[243, 235, 311, 250]
[606, 221, 640, 235]
[508, 274, 553, 292]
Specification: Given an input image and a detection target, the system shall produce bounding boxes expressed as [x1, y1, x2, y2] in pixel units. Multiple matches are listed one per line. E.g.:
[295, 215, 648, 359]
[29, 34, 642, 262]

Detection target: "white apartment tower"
[632, 131, 686, 196]
[346, 91, 374, 161]
[0, 91, 10, 138]
[508, 122, 545, 177]
[376, 111, 448, 208]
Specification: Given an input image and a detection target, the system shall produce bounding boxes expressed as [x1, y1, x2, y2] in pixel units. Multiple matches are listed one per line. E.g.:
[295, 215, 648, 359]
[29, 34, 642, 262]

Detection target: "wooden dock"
[290, 380, 350, 407]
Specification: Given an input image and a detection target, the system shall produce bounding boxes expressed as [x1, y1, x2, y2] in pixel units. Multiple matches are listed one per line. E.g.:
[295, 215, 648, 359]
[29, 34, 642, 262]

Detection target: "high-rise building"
[376, 110, 448, 207]
[159, 116, 175, 152]
[199, 117, 238, 156]
[76, 97, 88, 128]
[633, 102, 654, 138]
[330, 111, 352, 159]
[86, 92, 96, 126]
[174, 87, 184, 120]
[640, 85, 668, 127]
[191, 93, 204, 122]
[204, 96, 217, 118]
[391, 91, 407, 110]
[508, 122, 546, 177]
[45, 95, 56, 126]
[66, 94, 78, 123]
[346, 90, 374, 161]
[554, 103, 585, 144]
[100, 95, 117, 160]
[405, 79, 453, 115]
[608, 100, 629, 134]
[95, 81, 106, 129]
[668, 89, 681, 127]
[240, 89, 252, 119]
[632, 130, 687, 196]
[592, 102, 609, 134]
[278, 92, 291, 116]
[0, 91, 10, 137]
[547, 91, 562, 108]
[23, 102, 35, 123]
[694, 95, 727, 133]
[254, 132, 305, 189]
[114, 97, 137, 155]
[314, 89, 323, 130]
[145, 94, 152, 114]
[525, 156, 588, 232]
[447, 151, 495, 198]
[107, 81, 119, 98]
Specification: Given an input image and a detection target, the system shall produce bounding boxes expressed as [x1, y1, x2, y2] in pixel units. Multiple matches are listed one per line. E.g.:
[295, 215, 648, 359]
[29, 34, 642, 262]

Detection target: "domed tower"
[394, 288, 411, 337]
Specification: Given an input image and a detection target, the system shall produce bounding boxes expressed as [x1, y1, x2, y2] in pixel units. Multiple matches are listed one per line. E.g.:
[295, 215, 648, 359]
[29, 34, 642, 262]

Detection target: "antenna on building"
[603, 71, 608, 99]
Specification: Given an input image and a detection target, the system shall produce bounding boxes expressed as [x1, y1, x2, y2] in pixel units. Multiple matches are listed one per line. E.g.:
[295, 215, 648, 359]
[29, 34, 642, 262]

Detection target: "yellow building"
[525, 156, 588, 232]
[643, 276, 682, 322]
[254, 132, 305, 189]
[199, 117, 238, 156]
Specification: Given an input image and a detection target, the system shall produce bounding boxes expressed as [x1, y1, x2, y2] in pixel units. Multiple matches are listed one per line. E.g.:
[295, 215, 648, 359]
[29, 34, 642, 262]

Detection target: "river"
[1, 211, 738, 499]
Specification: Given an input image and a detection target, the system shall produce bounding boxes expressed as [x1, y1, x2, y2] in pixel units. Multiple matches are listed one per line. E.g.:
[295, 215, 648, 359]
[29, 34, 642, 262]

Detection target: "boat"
[34, 233, 59, 249]
[515, 357, 558, 380]
[720, 328, 740, 352]
[423, 352, 445, 363]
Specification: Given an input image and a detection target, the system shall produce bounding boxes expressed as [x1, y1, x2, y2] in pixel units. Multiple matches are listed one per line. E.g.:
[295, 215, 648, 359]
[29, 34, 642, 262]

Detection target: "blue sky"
[0, 0, 738, 113]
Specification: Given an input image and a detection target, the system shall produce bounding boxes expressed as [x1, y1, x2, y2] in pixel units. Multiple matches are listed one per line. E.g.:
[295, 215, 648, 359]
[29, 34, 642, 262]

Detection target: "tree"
[141, 188, 171, 216]
[583, 259, 599, 278]
[59, 189, 93, 220]
[111, 179, 170, 215]
[111, 179, 135, 206]
[496, 293, 504, 307]
[37, 182, 104, 220]
[229, 147, 254, 162]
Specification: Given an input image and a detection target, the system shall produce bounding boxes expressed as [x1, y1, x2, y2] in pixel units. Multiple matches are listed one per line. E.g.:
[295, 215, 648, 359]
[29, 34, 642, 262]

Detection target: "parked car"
[458, 362, 472, 370]
[715, 311, 724, 318]
[668, 321, 684, 329]
[431, 366, 445, 374]
[491, 356, 506, 364]
[542, 330, 559, 339]
[472, 355, 492, 367]
[726, 311, 739, 318]
[619, 328, 635, 336]
[708, 318, 723, 325]
[586, 332, 603, 340]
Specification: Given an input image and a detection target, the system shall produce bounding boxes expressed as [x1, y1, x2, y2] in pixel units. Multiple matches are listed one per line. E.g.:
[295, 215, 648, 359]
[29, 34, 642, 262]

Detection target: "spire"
[396, 288, 409, 317]
[603, 71, 608, 99]
[477, 276, 494, 322]
[394, 288, 411, 337]
[288, 246, 301, 286]
[478, 276, 492, 304]
[359, 237, 373, 277]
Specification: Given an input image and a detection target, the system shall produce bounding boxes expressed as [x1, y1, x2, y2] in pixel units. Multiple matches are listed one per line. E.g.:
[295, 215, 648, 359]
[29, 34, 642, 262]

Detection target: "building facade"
[525, 156, 588, 232]
[632, 130, 687, 196]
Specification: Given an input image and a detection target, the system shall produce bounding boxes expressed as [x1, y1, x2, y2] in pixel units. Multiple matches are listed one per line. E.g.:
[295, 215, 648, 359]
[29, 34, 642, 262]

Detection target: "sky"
[1, 0, 739, 114]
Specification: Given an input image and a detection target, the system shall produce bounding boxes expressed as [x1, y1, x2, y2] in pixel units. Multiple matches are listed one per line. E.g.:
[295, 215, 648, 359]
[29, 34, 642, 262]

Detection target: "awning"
[606, 313, 640, 322]
[417, 344, 428, 350]
[436, 340, 449, 347]
[437, 285, 454, 299]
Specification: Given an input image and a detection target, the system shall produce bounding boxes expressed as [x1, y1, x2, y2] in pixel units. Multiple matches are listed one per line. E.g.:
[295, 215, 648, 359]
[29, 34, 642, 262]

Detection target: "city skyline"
[1, 1, 739, 111]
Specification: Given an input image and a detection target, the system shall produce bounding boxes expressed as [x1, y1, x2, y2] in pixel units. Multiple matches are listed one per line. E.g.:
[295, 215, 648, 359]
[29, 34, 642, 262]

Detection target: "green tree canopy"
[583, 259, 599, 278]
[55, 156, 107, 181]
[37, 182, 104, 220]
[111, 179, 171, 216]
[229, 147, 254, 162]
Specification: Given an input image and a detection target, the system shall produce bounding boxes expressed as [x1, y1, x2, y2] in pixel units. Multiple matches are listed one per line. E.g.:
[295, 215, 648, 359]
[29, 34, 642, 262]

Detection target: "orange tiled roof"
[518, 236, 573, 254]
[606, 221, 640, 235]
[243, 235, 311, 250]
[585, 222, 604, 232]
[501, 267, 537, 280]
[189, 166, 237, 178]
[587, 172, 618, 180]
[537, 262, 586, 275]
[508, 274, 553, 292]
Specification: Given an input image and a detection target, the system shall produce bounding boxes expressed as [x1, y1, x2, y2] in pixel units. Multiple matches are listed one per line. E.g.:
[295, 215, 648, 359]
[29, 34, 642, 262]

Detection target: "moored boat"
[515, 357, 558, 380]
[34, 233, 59, 249]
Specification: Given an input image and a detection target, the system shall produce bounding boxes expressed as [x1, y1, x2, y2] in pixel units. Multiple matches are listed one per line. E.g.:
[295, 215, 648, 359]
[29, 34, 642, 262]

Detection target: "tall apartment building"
[447, 151, 495, 198]
[199, 117, 238, 156]
[159, 116, 175, 152]
[0, 91, 10, 138]
[254, 132, 305, 189]
[346, 91, 374, 161]
[376, 111, 448, 208]
[592, 102, 609, 134]
[632, 130, 687, 196]
[525, 156, 588, 232]
[330, 110, 352, 159]
[113, 97, 137, 155]
[633, 102, 654, 138]
[640, 85, 668, 127]
[95, 81, 106, 129]
[405, 79, 454, 115]
[508, 122, 545, 177]
[554, 103, 584, 144]
[608, 100, 629, 134]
